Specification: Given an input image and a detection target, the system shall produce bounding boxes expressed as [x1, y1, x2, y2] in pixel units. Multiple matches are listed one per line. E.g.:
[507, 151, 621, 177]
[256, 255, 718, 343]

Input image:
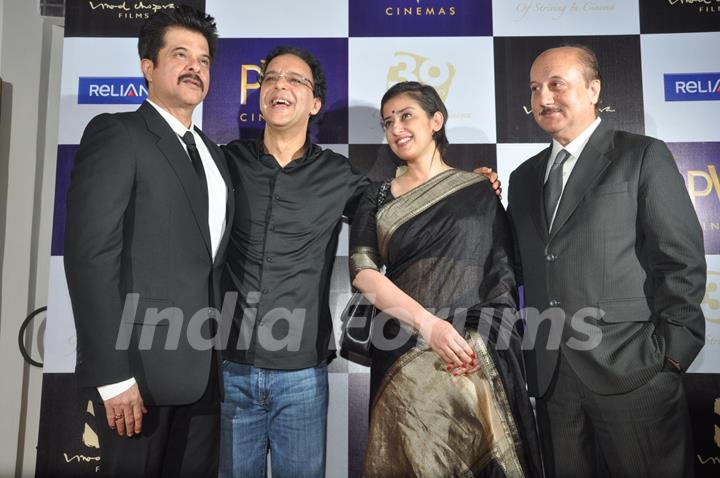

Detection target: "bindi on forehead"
[382, 105, 414, 119]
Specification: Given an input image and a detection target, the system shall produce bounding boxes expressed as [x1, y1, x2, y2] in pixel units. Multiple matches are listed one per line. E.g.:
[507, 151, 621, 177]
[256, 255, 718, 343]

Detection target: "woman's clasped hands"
[418, 314, 480, 377]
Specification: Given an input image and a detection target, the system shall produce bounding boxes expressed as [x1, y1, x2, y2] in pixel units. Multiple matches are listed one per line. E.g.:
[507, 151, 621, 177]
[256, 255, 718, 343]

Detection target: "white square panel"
[44, 257, 77, 373]
[493, 0, 640, 36]
[349, 37, 496, 144]
[641, 32, 720, 142]
[207, 0, 348, 38]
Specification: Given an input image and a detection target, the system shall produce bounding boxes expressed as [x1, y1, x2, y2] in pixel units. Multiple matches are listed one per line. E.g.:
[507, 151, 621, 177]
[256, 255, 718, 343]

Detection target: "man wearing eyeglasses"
[218, 45, 365, 477]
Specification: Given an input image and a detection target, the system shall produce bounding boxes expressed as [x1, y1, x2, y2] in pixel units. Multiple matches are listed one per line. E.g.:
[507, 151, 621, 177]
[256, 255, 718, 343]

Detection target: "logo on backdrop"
[203, 38, 348, 145]
[681, 375, 720, 468]
[78, 77, 148, 104]
[510, 0, 619, 20]
[670, 142, 720, 254]
[664, 73, 720, 102]
[666, 0, 719, 14]
[62, 401, 100, 471]
[387, 52, 456, 101]
[520, 104, 617, 115]
[703, 270, 720, 326]
[65, 0, 205, 37]
[639, 0, 719, 33]
[349, 0, 491, 37]
[384, 0, 456, 17]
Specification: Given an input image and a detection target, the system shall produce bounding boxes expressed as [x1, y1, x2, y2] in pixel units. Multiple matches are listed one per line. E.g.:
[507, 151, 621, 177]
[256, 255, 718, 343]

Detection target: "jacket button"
[549, 299, 561, 307]
[266, 256, 273, 262]
[545, 254, 555, 262]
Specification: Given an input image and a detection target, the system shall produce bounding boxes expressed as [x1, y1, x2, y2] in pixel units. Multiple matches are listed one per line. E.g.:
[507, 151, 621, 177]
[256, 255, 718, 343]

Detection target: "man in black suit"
[507, 45, 706, 477]
[64, 7, 232, 476]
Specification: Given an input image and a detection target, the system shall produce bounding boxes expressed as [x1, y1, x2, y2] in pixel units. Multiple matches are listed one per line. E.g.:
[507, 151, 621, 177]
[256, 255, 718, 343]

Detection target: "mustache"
[539, 106, 562, 115]
[177, 73, 204, 91]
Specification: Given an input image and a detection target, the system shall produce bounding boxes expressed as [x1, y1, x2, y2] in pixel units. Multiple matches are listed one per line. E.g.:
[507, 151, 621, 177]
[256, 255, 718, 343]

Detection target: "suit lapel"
[550, 121, 614, 237]
[529, 147, 551, 242]
[196, 127, 234, 263]
[139, 102, 212, 256]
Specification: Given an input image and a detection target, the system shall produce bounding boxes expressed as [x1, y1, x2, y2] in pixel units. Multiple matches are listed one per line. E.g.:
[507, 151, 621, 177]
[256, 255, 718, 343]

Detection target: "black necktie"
[181, 131, 208, 195]
[544, 149, 570, 229]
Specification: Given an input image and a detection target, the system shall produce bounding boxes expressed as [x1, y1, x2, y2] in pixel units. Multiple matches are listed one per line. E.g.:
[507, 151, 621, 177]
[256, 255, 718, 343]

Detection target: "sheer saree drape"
[350, 170, 541, 477]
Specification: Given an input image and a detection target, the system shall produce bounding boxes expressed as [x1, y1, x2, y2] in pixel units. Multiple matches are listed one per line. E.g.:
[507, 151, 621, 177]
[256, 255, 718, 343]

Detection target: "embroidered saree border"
[366, 333, 527, 477]
[468, 330, 527, 477]
[375, 170, 487, 263]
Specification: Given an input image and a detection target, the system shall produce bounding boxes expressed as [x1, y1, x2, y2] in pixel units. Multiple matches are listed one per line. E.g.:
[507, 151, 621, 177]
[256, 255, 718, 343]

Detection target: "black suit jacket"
[508, 121, 706, 397]
[64, 101, 234, 406]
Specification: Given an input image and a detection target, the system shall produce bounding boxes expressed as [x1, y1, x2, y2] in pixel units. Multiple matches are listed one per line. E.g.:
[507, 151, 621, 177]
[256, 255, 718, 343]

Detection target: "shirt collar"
[551, 117, 602, 160]
[146, 99, 196, 137]
[256, 131, 316, 166]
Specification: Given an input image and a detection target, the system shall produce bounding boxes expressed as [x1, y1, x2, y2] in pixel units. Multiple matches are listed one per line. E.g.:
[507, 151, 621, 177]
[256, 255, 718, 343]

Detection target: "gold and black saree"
[350, 169, 542, 477]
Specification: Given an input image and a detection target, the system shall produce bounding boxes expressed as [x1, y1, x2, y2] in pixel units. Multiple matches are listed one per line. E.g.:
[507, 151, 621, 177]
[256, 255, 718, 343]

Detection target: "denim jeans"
[219, 361, 329, 478]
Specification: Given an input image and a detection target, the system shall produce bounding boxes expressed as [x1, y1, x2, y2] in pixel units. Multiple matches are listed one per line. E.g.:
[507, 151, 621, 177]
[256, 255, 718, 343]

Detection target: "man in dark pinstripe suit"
[507, 45, 706, 477]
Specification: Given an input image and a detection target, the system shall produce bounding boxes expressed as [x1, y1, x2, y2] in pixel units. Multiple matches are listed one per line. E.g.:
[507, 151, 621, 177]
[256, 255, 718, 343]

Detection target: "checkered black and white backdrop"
[37, 1, 720, 476]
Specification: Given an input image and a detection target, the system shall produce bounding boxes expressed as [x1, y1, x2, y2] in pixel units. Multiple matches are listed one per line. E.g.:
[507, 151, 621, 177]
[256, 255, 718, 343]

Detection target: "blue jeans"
[219, 361, 329, 478]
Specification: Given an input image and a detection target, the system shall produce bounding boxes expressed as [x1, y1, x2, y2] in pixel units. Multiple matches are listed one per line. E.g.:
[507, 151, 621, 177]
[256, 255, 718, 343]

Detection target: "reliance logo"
[664, 73, 720, 102]
[78, 77, 148, 104]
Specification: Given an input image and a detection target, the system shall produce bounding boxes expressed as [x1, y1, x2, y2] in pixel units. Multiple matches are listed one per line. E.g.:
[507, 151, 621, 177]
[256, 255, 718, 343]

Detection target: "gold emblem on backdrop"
[702, 271, 720, 326]
[688, 165, 720, 208]
[62, 400, 101, 472]
[239, 61, 266, 123]
[387, 52, 456, 101]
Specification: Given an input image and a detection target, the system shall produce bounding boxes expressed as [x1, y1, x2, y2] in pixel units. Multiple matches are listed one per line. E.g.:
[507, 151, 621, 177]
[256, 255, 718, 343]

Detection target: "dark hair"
[138, 5, 218, 66]
[380, 81, 449, 157]
[262, 45, 327, 122]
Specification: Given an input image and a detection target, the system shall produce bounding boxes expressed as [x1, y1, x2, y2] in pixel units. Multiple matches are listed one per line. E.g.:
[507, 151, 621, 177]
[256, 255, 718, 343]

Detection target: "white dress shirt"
[544, 117, 602, 229]
[98, 100, 227, 400]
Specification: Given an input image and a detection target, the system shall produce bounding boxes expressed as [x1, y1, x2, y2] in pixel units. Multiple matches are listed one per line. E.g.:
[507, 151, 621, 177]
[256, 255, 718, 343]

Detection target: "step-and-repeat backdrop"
[36, 1, 720, 476]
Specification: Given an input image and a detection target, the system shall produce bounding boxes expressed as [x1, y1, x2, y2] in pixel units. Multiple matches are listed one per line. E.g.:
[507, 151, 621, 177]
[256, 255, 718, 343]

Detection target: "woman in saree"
[349, 81, 542, 477]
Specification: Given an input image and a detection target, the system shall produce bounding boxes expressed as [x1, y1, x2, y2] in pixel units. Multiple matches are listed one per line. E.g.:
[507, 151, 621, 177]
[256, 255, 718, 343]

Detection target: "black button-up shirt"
[221, 136, 369, 369]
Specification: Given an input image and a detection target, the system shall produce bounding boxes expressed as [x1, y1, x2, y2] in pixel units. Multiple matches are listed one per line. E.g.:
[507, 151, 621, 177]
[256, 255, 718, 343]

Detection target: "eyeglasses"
[261, 72, 314, 91]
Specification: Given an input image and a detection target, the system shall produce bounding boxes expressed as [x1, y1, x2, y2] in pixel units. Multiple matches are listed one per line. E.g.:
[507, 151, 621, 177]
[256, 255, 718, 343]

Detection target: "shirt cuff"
[97, 377, 136, 401]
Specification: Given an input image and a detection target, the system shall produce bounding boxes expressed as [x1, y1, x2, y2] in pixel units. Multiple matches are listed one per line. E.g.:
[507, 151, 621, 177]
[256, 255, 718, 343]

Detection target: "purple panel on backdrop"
[668, 142, 720, 255]
[349, 0, 492, 37]
[51, 145, 78, 256]
[203, 38, 348, 145]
